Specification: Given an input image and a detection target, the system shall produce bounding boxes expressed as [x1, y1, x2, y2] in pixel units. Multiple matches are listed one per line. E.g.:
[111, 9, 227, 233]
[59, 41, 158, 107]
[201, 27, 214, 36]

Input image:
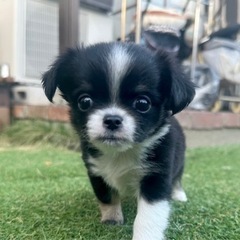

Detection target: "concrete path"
[184, 129, 240, 148]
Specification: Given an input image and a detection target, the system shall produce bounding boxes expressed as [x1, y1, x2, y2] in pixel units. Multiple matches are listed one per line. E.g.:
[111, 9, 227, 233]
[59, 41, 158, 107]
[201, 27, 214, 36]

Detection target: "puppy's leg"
[133, 175, 171, 240]
[88, 174, 124, 225]
[133, 198, 170, 240]
[172, 180, 187, 202]
[99, 193, 123, 225]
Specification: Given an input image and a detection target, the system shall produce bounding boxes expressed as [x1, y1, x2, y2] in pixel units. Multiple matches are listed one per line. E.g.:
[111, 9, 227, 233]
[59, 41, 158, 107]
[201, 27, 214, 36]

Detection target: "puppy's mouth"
[96, 136, 129, 145]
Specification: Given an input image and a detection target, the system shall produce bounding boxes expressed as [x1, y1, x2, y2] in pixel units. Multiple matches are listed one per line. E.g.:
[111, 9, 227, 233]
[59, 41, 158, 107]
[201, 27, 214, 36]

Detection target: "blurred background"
[0, 0, 240, 144]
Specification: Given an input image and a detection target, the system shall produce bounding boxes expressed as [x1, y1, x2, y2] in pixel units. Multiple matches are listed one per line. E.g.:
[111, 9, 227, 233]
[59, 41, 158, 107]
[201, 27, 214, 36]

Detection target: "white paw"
[172, 189, 188, 202]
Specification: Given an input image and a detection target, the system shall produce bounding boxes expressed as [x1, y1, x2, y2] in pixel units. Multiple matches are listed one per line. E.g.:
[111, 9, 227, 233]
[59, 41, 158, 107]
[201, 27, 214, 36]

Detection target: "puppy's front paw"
[132, 199, 170, 240]
[172, 182, 187, 202]
[172, 188, 187, 202]
[102, 219, 123, 225]
[99, 202, 124, 225]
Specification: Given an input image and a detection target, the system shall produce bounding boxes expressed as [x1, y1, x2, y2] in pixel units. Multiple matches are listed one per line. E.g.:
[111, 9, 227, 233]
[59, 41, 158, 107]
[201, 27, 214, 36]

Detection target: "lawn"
[0, 145, 239, 240]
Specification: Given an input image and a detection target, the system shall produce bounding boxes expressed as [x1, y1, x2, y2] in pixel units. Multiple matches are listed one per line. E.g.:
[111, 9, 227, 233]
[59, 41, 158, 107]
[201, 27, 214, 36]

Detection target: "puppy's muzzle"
[103, 115, 123, 131]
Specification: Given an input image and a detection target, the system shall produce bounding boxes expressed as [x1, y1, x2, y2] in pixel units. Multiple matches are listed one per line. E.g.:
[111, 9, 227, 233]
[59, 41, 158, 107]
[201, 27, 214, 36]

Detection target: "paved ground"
[184, 129, 240, 148]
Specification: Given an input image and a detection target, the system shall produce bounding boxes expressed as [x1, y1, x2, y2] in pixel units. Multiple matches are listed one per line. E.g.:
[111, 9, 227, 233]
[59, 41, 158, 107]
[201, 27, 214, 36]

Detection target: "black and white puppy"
[42, 42, 195, 240]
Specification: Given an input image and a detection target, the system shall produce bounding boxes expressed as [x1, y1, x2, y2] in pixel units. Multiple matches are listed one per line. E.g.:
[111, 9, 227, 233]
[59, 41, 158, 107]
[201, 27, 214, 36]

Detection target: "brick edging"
[0, 107, 11, 129]
[175, 110, 240, 129]
[13, 105, 70, 122]
[12, 105, 240, 129]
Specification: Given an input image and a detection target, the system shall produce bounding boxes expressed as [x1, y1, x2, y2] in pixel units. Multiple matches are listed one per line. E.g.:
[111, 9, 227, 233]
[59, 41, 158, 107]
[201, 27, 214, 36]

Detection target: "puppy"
[42, 42, 195, 240]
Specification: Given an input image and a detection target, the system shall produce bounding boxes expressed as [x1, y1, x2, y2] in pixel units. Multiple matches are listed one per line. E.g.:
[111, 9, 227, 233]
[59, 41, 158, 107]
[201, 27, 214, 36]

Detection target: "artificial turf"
[0, 145, 239, 240]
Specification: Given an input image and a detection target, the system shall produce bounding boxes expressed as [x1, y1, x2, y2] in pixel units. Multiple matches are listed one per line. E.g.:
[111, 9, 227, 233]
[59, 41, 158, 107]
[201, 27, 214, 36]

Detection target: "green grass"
[0, 120, 79, 150]
[0, 144, 239, 239]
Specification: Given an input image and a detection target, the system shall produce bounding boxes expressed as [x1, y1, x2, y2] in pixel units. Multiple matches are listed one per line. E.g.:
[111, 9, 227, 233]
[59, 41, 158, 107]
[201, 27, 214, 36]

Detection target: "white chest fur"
[88, 124, 170, 196]
[89, 146, 146, 196]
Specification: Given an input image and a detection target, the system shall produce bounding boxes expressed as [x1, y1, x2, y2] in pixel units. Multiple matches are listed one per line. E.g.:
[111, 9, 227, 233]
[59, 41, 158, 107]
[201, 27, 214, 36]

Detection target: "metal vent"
[25, 0, 59, 79]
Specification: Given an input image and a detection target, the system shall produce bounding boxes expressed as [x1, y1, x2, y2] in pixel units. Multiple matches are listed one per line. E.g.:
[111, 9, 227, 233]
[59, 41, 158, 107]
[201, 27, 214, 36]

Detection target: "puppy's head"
[42, 43, 195, 151]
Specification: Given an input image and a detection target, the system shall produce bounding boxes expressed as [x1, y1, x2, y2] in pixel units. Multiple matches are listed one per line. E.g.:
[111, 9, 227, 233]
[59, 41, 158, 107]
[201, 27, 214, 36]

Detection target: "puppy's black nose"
[103, 115, 123, 131]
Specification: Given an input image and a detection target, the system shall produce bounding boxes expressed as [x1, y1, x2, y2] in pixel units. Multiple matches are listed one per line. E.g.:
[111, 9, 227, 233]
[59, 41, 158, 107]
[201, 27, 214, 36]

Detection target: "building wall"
[79, 8, 113, 44]
[0, 0, 17, 78]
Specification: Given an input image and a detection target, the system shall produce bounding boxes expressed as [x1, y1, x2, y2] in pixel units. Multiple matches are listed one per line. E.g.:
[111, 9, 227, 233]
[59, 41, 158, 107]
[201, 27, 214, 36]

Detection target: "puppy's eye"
[133, 95, 151, 113]
[77, 95, 93, 111]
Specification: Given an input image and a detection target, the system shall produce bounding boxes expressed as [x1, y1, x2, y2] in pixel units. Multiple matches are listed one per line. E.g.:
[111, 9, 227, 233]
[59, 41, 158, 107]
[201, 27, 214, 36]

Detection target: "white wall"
[79, 8, 114, 45]
[0, 0, 17, 77]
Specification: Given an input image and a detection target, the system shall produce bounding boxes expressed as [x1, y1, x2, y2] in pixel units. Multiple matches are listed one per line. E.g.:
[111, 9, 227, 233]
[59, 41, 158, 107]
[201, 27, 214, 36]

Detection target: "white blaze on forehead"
[108, 45, 132, 99]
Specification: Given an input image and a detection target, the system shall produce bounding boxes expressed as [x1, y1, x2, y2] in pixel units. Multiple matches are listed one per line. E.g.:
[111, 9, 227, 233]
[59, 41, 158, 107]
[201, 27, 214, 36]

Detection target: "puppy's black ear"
[42, 62, 59, 102]
[156, 51, 195, 115]
[42, 48, 74, 102]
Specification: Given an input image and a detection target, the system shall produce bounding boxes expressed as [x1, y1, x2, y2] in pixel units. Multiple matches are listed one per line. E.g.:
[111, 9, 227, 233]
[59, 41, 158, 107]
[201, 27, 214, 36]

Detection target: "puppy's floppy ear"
[42, 61, 59, 102]
[42, 48, 75, 102]
[156, 50, 195, 115]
